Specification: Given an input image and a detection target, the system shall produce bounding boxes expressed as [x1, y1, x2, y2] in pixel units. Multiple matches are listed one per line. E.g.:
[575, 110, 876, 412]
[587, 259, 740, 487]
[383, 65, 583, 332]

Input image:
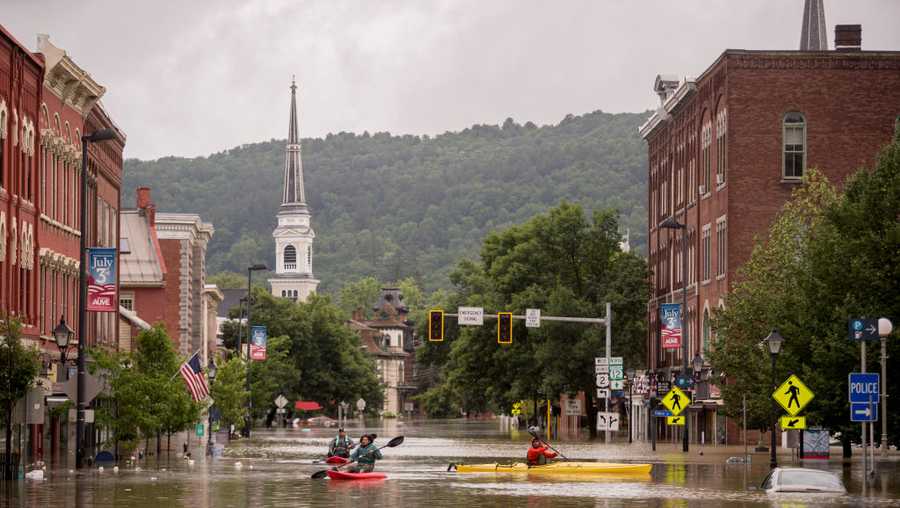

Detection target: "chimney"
[136, 187, 156, 226]
[834, 24, 862, 51]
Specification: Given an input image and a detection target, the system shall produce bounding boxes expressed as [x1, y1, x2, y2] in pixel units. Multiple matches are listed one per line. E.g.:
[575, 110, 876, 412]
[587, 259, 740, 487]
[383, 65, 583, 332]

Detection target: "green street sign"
[196, 423, 205, 437]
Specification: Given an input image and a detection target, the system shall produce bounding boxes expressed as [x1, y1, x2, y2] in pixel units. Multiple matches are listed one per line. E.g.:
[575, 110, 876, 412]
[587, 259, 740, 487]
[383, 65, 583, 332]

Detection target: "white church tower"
[269, 78, 319, 301]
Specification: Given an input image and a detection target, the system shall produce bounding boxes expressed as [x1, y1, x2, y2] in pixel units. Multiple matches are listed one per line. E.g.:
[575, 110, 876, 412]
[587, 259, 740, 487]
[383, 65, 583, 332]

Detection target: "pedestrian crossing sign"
[772, 374, 814, 416]
[779, 415, 807, 430]
[660, 386, 688, 416]
[666, 415, 685, 426]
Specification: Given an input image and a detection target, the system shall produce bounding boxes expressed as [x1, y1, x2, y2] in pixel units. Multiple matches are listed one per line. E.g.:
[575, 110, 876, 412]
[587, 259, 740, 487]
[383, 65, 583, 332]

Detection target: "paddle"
[528, 429, 569, 461]
[311, 436, 403, 479]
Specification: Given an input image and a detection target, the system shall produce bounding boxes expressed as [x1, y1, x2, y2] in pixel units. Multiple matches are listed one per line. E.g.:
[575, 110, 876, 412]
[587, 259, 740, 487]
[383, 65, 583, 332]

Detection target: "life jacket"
[330, 436, 352, 455]
[526, 445, 557, 465]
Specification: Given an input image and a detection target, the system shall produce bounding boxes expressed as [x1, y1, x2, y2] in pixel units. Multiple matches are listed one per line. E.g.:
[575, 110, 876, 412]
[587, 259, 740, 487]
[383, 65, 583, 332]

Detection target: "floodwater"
[3, 419, 900, 507]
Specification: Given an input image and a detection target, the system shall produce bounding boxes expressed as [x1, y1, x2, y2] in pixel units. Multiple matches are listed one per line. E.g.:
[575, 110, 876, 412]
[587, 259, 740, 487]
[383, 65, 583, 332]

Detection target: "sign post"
[849, 318, 881, 481]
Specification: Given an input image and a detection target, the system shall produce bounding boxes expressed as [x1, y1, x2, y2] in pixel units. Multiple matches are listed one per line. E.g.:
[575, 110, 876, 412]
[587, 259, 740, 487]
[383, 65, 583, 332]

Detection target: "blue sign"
[848, 318, 879, 341]
[250, 325, 268, 361]
[612, 390, 625, 398]
[849, 373, 880, 403]
[850, 402, 878, 422]
[653, 409, 673, 418]
[86, 247, 117, 312]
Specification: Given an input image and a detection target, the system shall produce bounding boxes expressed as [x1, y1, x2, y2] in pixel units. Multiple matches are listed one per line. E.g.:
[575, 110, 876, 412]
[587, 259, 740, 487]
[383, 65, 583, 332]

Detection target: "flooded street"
[4, 419, 900, 507]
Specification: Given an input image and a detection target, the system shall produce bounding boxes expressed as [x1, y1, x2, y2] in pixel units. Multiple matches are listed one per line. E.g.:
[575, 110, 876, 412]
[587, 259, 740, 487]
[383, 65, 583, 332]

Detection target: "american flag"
[179, 353, 209, 401]
[661, 327, 682, 341]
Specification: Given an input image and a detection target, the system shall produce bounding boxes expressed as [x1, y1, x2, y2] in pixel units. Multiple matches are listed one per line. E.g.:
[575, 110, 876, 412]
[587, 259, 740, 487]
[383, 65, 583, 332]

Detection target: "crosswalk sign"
[667, 415, 685, 426]
[772, 374, 814, 416]
[779, 415, 807, 430]
[660, 386, 689, 416]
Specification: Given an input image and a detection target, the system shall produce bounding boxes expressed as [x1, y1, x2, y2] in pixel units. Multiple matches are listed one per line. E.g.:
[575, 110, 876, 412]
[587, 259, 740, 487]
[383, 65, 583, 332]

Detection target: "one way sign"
[779, 415, 807, 430]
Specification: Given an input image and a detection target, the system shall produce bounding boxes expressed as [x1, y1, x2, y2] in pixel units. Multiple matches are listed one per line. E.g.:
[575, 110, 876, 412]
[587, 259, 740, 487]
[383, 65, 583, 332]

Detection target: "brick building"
[640, 11, 900, 444]
[119, 187, 220, 363]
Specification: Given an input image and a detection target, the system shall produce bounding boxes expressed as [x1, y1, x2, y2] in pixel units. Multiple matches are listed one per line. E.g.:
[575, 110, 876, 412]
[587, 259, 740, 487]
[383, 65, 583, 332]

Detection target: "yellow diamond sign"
[772, 374, 814, 416]
[660, 386, 689, 416]
[780, 415, 807, 430]
[667, 415, 685, 426]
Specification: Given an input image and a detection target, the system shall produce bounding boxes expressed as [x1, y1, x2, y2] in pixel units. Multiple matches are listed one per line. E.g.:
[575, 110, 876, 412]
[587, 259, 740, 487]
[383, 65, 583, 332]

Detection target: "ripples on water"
[3, 419, 899, 507]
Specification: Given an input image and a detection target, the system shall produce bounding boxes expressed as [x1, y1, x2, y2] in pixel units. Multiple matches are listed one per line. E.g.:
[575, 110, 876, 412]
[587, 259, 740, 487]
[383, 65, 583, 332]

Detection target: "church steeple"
[282, 77, 306, 206]
[800, 0, 828, 51]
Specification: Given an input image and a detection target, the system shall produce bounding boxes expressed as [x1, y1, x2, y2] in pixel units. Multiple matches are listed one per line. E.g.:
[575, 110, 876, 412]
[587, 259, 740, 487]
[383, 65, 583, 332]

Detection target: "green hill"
[123, 110, 650, 292]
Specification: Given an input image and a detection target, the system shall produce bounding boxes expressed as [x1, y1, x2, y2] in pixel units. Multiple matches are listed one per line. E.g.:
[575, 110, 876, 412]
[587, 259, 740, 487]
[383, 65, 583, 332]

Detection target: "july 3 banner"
[659, 303, 682, 349]
[250, 325, 268, 361]
[87, 247, 117, 312]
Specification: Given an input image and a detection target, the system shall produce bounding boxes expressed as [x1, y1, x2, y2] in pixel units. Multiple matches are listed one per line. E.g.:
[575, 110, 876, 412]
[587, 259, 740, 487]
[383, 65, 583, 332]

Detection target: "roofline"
[0, 24, 45, 69]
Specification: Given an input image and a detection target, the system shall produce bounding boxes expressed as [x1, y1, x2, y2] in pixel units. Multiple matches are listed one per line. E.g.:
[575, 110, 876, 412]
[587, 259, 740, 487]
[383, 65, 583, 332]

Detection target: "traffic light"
[497, 312, 512, 344]
[428, 310, 444, 342]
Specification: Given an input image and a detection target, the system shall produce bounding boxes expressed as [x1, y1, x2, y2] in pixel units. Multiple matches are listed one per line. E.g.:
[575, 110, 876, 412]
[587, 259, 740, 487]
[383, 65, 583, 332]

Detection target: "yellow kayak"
[453, 461, 652, 475]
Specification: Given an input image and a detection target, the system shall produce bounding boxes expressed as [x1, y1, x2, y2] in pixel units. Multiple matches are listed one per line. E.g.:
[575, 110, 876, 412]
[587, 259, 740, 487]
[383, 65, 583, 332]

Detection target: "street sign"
[276, 408, 286, 414]
[675, 374, 694, 390]
[196, 423, 205, 437]
[458, 307, 484, 326]
[848, 318, 879, 341]
[848, 373, 879, 403]
[610, 380, 624, 390]
[595, 364, 608, 374]
[564, 399, 583, 416]
[609, 357, 623, 366]
[660, 386, 688, 416]
[611, 390, 625, 398]
[595, 357, 608, 367]
[610, 366, 624, 381]
[356, 398, 366, 411]
[596, 388, 610, 399]
[657, 381, 671, 394]
[525, 308, 541, 328]
[274, 394, 288, 409]
[780, 415, 807, 430]
[53, 372, 106, 404]
[596, 373, 610, 388]
[667, 415, 685, 426]
[850, 402, 878, 422]
[596, 411, 619, 431]
[773, 374, 814, 416]
[653, 409, 672, 418]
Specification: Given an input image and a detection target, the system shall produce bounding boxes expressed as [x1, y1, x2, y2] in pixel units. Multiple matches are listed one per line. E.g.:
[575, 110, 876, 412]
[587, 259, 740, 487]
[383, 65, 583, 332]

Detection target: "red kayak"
[326, 470, 387, 480]
[325, 456, 349, 465]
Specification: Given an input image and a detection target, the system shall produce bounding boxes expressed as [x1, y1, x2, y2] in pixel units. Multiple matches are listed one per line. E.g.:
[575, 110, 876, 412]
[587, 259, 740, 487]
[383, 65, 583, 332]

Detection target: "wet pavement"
[3, 419, 900, 507]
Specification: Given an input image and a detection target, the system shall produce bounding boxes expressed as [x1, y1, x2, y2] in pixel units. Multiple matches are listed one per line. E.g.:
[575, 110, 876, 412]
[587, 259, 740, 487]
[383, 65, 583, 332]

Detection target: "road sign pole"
[605, 302, 611, 444]
[861, 341, 867, 483]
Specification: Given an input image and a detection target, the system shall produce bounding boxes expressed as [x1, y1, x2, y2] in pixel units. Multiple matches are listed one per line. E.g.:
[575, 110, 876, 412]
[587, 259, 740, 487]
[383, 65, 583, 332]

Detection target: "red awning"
[294, 401, 322, 411]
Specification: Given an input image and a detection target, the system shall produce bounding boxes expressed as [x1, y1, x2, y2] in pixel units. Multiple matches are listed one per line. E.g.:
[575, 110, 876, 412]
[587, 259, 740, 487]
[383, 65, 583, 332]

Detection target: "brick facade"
[641, 49, 900, 445]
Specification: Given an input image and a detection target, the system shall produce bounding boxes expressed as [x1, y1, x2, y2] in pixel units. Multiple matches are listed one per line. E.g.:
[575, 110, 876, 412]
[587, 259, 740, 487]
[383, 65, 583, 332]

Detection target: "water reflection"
[3, 420, 899, 507]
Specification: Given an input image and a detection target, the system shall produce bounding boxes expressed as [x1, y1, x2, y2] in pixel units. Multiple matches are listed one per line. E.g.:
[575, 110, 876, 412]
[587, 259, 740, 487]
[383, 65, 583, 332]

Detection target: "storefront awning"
[294, 401, 322, 411]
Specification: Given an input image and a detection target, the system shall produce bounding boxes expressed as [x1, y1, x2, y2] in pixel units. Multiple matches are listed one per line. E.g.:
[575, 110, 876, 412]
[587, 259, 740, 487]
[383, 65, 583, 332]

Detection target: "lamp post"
[626, 368, 635, 444]
[879, 318, 893, 457]
[660, 215, 689, 452]
[242, 263, 268, 438]
[206, 359, 217, 457]
[53, 317, 75, 382]
[765, 329, 784, 470]
[76, 128, 117, 469]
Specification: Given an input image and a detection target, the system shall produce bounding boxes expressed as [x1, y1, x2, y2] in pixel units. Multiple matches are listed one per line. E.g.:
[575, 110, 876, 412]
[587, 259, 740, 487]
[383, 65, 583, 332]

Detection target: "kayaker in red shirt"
[526, 437, 557, 466]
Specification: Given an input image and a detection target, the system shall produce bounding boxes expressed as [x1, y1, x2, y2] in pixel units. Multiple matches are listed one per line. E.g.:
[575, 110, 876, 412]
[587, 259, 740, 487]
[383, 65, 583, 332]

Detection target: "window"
[702, 309, 711, 354]
[283, 245, 297, 269]
[701, 224, 711, 282]
[120, 294, 134, 311]
[783, 113, 806, 179]
[701, 122, 712, 194]
[716, 216, 727, 278]
[716, 108, 727, 185]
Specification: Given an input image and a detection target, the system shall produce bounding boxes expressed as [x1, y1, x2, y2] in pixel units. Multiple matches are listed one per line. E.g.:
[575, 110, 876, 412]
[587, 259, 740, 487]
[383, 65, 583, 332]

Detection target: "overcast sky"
[4, 0, 899, 160]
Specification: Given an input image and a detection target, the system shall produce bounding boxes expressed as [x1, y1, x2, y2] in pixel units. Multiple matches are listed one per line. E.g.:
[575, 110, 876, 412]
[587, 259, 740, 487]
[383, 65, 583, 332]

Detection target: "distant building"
[640, 0, 900, 445]
[269, 78, 318, 302]
[119, 187, 221, 363]
[348, 288, 418, 415]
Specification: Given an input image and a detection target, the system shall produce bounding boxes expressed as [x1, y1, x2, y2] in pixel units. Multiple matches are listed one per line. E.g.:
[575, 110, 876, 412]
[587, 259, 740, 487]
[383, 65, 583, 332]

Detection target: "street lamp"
[52, 317, 74, 382]
[76, 127, 117, 470]
[765, 329, 784, 469]
[878, 318, 893, 457]
[242, 263, 268, 438]
[206, 359, 217, 457]
[692, 354, 704, 377]
[626, 368, 635, 444]
[660, 215, 689, 453]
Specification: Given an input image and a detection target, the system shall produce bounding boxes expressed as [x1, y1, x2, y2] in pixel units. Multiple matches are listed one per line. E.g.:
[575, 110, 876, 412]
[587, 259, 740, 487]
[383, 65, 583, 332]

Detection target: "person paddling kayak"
[526, 437, 557, 466]
[328, 428, 355, 458]
[347, 434, 382, 473]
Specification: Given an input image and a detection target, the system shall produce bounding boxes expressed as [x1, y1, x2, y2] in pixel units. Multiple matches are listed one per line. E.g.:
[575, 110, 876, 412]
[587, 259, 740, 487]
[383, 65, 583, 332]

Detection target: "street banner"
[250, 326, 268, 361]
[659, 303, 682, 349]
[87, 247, 117, 312]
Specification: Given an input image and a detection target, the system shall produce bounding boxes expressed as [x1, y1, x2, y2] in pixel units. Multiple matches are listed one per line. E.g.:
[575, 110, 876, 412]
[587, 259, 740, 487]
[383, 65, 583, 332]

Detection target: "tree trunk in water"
[586, 386, 597, 439]
[4, 400, 13, 480]
[842, 435, 852, 458]
[145, 436, 150, 459]
[156, 431, 161, 457]
[167, 433, 171, 456]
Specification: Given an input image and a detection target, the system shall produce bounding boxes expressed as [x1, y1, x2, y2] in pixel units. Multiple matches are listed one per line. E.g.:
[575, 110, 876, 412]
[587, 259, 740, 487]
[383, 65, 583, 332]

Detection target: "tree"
[418, 203, 648, 435]
[211, 357, 248, 438]
[337, 276, 381, 319]
[249, 335, 300, 421]
[0, 316, 41, 479]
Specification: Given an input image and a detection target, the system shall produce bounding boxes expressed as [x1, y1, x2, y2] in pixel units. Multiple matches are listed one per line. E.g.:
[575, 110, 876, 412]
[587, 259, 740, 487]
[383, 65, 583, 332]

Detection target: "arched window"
[283, 245, 297, 269]
[281, 290, 286, 297]
[307, 246, 312, 269]
[783, 113, 806, 179]
[702, 309, 711, 354]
